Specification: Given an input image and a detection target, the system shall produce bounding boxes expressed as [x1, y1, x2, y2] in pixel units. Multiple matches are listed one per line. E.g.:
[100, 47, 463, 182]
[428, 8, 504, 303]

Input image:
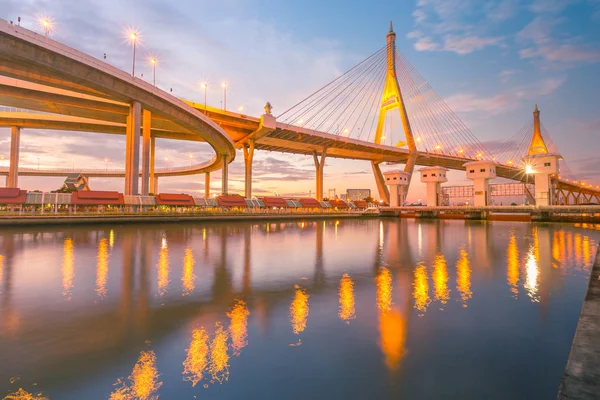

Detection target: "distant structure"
[63, 173, 90, 191]
[346, 189, 371, 201]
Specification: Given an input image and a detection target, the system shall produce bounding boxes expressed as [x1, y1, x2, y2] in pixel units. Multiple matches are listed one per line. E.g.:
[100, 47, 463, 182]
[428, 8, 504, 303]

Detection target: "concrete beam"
[6, 126, 20, 188]
[205, 172, 210, 199]
[235, 113, 275, 148]
[243, 139, 255, 199]
[221, 155, 228, 195]
[313, 148, 327, 201]
[141, 109, 151, 196]
[149, 136, 156, 194]
[125, 102, 141, 195]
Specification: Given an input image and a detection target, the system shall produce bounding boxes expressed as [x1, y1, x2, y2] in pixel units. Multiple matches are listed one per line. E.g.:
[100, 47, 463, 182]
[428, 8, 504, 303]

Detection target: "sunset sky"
[1, 0, 599, 201]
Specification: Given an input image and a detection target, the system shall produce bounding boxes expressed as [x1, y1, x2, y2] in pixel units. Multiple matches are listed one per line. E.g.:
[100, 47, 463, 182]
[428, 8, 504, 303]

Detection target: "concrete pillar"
[523, 154, 561, 206]
[419, 166, 448, 207]
[464, 161, 497, 206]
[6, 126, 20, 188]
[153, 177, 159, 194]
[125, 101, 141, 195]
[313, 148, 327, 201]
[243, 139, 255, 199]
[205, 172, 210, 198]
[383, 170, 410, 206]
[141, 109, 151, 196]
[221, 155, 228, 195]
[149, 136, 156, 194]
[371, 161, 390, 204]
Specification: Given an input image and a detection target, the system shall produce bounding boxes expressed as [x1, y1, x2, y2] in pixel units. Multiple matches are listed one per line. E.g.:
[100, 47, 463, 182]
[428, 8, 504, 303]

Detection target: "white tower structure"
[383, 170, 410, 206]
[463, 160, 497, 206]
[419, 166, 448, 206]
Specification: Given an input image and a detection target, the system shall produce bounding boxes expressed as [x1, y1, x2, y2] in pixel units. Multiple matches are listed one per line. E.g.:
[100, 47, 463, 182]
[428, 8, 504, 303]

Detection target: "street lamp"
[222, 82, 228, 110]
[127, 29, 139, 77]
[200, 82, 207, 111]
[189, 154, 193, 167]
[148, 56, 158, 86]
[238, 106, 244, 113]
[39, 16, 52, 38]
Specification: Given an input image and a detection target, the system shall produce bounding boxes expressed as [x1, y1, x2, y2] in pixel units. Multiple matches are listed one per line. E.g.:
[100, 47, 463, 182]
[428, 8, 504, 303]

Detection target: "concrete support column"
[243, 139, 255, 199]
[153, 177, 159, 194]
[221, 155, 228, 195]
[312, 148, 327, 201]
[371, 161, 390, 204]
[6, 126, 20, 188]
[205, 172, 210, 198]
[149, 137, 156, 194]
[124, 101, 141, 195]
[141, 109, 152, 196]
[383, 170, 410, 207]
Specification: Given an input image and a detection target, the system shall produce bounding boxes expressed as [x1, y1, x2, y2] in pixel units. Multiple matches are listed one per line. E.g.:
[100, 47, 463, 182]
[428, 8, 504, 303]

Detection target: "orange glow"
[290, 285, 310, 334]
[227, 300, 250, 356]
[378, 310, 406, 371]
[181, 248, 196, 296]
[507, 232, 520, 297]
[458, 148, 464, 153]
[524, 246, 540, 302]
[435, 144, 441, 150]
[433, 254, 450, 305]
[96, 238, 109, 298]
[157, 243, 169, 296]
[209, 323, 230, 383]
[413, 263, 430, 312]
[110, 350, 162, 400]
[2, 388, 48, 399]
[574, 234, 582, 265]
[338, 274, 356, 323]
[456, 249, 472, 305]
[183, 327, 209, 386]
[62, 238, 74, 299]
[583, 236, 591, 269]
[0, 254, 4, 290]
[376, 267, 393, 313]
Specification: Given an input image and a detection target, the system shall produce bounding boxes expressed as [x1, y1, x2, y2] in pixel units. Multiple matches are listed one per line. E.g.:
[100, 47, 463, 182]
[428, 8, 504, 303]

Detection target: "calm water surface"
[0, 219, 598, 399]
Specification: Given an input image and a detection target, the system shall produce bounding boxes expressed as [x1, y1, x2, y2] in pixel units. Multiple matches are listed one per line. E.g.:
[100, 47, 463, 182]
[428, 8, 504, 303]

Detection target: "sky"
[1, 0, 599, 201]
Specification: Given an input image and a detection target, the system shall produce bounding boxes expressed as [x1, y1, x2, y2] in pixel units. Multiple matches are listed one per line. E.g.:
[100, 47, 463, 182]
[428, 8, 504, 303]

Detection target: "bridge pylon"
[373, 23, 417, 203]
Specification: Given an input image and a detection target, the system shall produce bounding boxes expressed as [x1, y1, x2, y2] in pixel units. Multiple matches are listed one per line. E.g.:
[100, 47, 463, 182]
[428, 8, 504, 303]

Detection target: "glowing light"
[126, 29, 140, 43]
[290, 285, 310, 334]
[458, 148, 464, 153]
[181, 248, 196, 296]
[477, 152, 483, 158]
[416, 137, 422, 142]
[157, 242, 169, 296]
[435, 144, 441, 150]
[227, 300, 250, 355]
[433, 254, 450, 305]
[183, 327, 209, 386]
[238, 106, 244, 112]
[507, 232, 520, 297]
[507, 160, 513, 165]
[524, 246, 540, 302]
[39, 16, 53, 36]
[109, 229, 115, 248]
[525, 164, 535, 174]
[343, 128, 349, 134]
[222, 81, 228, 88]
[209, 323, 230, 383]
[96, 238, 109, 298]
[376, 267, 392, 313]
[456, 249, 472, 305]
[148, 56, 158, 65]
[583, 236, 591, 269]
[200, 82, 207, 89]
[338, 274, 356, 323]
[297, 119, 304, 124]
[413, 262, 430, 312]
[378, 310, 406, 371]
[2, 388, 48, 399]
[110, 350, 162, 400]
[62, 238, 74, 300]
[381, 135, 386, 140]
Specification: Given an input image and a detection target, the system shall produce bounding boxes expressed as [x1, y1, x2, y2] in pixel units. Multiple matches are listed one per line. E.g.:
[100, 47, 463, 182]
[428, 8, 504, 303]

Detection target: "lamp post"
[128, 30, 139, 77]
[200, 83, 207, 111]
[222, 82, 228, 111]
[149, 57, 157, 86]
[40, 17, 52, 38]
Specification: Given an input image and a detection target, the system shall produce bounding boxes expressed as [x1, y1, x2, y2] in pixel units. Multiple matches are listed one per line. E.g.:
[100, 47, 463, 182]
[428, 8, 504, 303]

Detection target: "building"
[346, 188, 371, 201]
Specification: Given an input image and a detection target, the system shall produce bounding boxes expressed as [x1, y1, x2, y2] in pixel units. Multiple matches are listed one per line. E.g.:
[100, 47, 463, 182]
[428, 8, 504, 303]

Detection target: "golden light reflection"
[109, 229, 115, 248]
[507, 232, 520, 297]
[62, 238, 74, 299]
[2, 388, 48, 399]
[376, 267, 392, 313]
[524, 247, 540, 302]
[583, 236, 591, 268]
[181, 248, 196, 296]
[96, 238, 109, 298]
[338, 274, 356, 323]
[183, 327, 209, 386]
[456, 249, 472, 305]
[413, 263, 430, 313]
[109, 350, 162, 400]
[209, 323, 230, 383]
[290, 285, 310, 334]
[227, 300, 250, 356]
[574, 233, 582, 266]
[433, 254, 450, 306]
[157, 243, 169, 296]
[378, 310, 406, 372]
[0, 254, 4, 290]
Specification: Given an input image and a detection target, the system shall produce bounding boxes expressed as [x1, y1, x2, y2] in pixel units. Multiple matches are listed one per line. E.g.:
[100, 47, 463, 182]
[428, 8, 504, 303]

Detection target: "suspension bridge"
[0, 19, 598, 205]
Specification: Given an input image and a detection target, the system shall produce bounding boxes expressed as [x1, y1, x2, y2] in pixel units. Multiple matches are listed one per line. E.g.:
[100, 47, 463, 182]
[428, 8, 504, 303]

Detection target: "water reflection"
[413, 263, 430, 313]
[0, 254, 4, 291]
[96, 238, 109, 298]
[456, 248, 472, 306]
[209, 323, 230, 383]
[376, 267, 392, 313]
[109, 350, 162, 400]
[61, 238, 74, 300]
[183, 327, 209, 387]
[228, 300, 250, 355]
[2, 388, 48, 399]
[157, 240, 169, 297]
[433, 254, 450, 306]
[290, 285, 310, 335]
[181, 248, 195, 296]
[507, 232, 520, 298]
[338, 274, 356, 323]
[525, 246, 540, 303]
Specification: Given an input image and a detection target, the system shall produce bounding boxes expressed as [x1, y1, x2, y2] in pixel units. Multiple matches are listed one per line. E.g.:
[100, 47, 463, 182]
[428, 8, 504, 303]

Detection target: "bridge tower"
[372, 22, 417, 204]
[383, 170, 410, 206]
[463, 161, 497, 206]
[419, 166, 448, 206]
[522, 105, 561, 206]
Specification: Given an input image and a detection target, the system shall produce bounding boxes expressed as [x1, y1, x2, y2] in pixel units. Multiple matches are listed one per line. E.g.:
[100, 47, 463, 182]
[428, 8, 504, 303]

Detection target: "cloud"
[443, 35, 505, 54]
[530, 0, 579, 13]
[499, 69, 520, 83]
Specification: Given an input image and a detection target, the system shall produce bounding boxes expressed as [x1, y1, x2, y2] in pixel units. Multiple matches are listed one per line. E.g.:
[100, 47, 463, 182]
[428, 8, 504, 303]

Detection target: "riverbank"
[0, 212, 370, 227]
[557, 247, 600, 399]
